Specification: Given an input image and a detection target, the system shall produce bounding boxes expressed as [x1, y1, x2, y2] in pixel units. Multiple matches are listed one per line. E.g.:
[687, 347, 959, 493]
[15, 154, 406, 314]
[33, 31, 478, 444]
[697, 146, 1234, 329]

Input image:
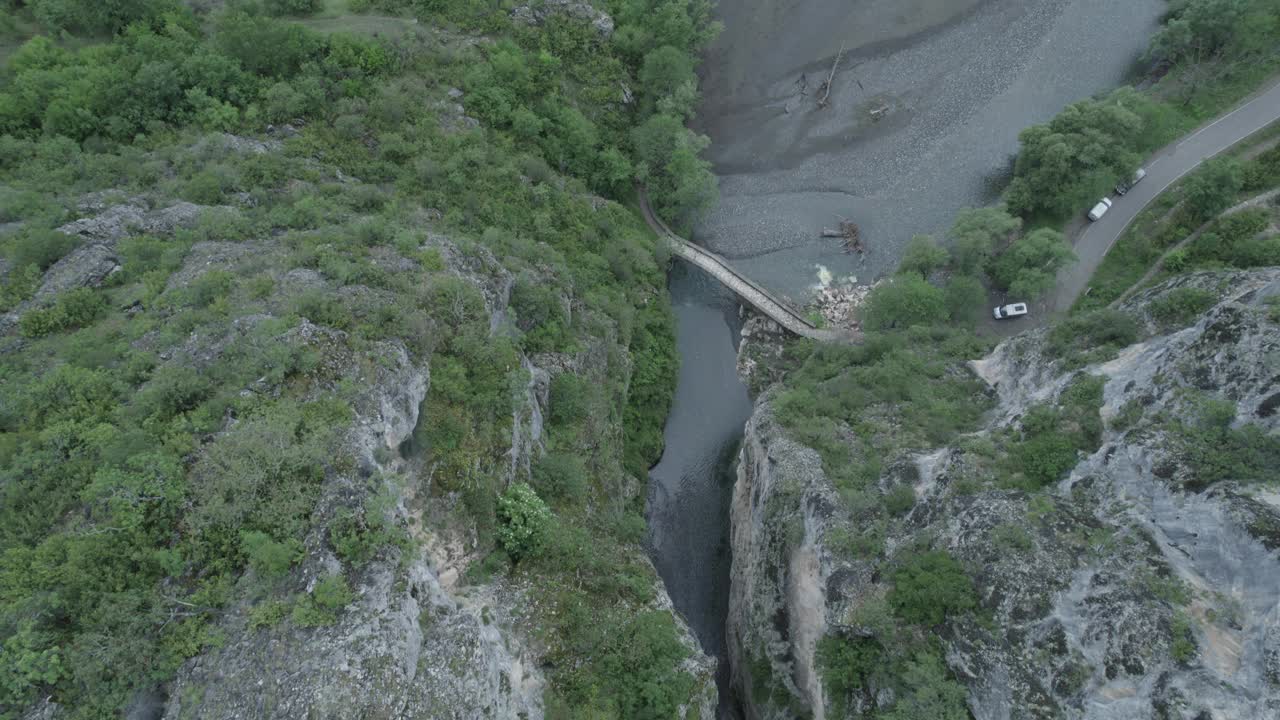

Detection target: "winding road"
[1047, 78, 1280, 316]
[649, 78, 1280, 341]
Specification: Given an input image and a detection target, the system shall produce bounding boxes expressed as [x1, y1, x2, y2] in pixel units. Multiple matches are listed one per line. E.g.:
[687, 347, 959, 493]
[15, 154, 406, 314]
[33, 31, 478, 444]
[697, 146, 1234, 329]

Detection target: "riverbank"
[692, 0, 1165, 300]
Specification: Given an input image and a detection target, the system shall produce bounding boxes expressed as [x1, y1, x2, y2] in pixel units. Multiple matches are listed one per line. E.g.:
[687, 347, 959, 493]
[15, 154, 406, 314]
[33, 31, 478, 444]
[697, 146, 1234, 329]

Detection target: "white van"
[1088, 197, 1113, 221]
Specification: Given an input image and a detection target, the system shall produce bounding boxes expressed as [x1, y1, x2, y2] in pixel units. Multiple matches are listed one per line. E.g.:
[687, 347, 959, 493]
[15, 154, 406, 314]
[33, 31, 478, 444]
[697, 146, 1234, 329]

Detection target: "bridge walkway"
[637, 189, 858, 343]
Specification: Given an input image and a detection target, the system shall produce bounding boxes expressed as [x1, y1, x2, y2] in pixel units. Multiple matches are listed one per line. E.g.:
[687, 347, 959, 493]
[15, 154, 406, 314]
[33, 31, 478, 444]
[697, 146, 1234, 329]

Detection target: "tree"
[1147, 0, 1249, 65]
[989, 228, 1076, 299]
[1005, 88, 1150, 218]
[943, 275, 985, 326]
[1182, 156, 1243, 220]
[633, 114, 718, 231]
[30, 0, 178, 34]
[898, 234, 949, 278]
[860, 275, 946, 331]
[639, 45, 696, 116]
[949, 207, 1021, 274]
[888, 550, 976, 626]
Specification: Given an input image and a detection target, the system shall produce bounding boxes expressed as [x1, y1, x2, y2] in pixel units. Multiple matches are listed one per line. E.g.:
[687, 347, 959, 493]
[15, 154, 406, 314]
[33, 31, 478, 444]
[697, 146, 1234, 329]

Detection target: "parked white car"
[1115, 167, 1148, 195]
[993, 302, 1029, 320]
[1088, 197, 1113, 221]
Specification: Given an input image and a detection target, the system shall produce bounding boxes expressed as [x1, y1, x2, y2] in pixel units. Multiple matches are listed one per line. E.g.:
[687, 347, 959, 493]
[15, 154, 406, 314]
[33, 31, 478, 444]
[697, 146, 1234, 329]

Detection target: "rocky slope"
[2, 133, 714, 719]
[730, 269, 1280, 719]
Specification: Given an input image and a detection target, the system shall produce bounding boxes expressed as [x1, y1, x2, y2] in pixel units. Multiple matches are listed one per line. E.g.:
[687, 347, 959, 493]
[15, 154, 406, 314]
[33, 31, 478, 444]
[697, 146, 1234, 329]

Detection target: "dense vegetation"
[1075, 143, 1280, 311]
[768, 322, 993, 717]
[1005, 0, 1280, 224]
[0, 0, 719, 716]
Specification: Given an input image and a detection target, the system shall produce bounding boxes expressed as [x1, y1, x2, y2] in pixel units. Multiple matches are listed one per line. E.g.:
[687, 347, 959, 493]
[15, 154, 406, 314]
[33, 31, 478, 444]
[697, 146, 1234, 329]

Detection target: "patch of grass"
[1147, 286, 1218, 328]
[1047, 310, 1142, 369]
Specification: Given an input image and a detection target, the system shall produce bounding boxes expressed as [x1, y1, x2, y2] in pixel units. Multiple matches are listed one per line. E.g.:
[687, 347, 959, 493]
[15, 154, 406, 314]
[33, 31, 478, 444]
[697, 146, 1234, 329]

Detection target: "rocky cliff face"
[731, 269, 1280, 719]
[151, 219, 714, 720]
[2, 131, 712, 718]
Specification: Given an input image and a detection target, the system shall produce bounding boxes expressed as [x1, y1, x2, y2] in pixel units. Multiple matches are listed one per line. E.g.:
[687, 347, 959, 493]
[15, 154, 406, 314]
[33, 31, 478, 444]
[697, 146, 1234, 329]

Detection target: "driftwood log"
[820, 219, 864, 254]
[816, 43, 846, 108]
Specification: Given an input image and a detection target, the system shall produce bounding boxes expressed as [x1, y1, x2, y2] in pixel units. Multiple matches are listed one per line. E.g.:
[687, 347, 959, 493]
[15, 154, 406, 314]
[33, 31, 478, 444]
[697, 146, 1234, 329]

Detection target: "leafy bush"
[1148, 286, 1217, 326]
[496, 483, 553, 561]
[29, 0, 179, 34]
[1176, 395, 1280, 489]
[888, 550, 977, 626]
[6, 228, 80, 271]
[882, 652, 970, 720]
[1182, 157, 1244, 220]
[291, 573, 354, 627]
[18, 287, 107, 338]
[264, 0, 323, 16]
[817, 635, 883, 715]
[329, 507, 396, 566]
[241, 530, 303, 579]
[532, 452, 590, 505]
[885, 484, 916, 516]
[1046, 309, 1141, 368]
[1006, 374, 1105, 487]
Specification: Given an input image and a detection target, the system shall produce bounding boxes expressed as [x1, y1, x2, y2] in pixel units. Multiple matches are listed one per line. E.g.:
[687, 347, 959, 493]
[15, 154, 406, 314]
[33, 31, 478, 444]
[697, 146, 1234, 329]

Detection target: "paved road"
[1054, 80, 1280, 309]
[984, 78, 1280, 337]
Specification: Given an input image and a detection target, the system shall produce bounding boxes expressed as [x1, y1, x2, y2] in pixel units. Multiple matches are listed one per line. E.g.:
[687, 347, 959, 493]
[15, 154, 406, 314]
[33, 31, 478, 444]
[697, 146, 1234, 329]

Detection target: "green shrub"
[1163, 248, 1189, 272]
[990, 523, 1033, 551]
[1006, 374, 1105, 487]
[328, 507, 396, 566]
[949, 207, 1021, 274]
[496, 483, 553, 561]
[1176, 395, 1280, 490]
[1182, 157, 1243, 221]
[6, 228, 79, 271]
[817, 635, 883, 716]
[248, 601, 291, 631]
[264, 0, 323, 16]
[531, 452, 590, 505]
[18, 287, 106, 338]
[1148, 287, 1217, 326]
[1243, 144, 1280, 191]
[1046, 309, 1141, 368]
[882, 652, 970, 720]
[548, 373, 591, 427]
[291, 573, 354, 627]
[241, 530, 303, 579]
[1169, 612, 1197, 663]
[885, 484, 916, 516]
[888, 550, 977, 626]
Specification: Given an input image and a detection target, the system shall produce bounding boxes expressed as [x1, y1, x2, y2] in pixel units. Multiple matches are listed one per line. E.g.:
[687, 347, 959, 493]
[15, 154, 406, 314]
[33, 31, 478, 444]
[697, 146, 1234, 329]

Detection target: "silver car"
[993, 302, 1029, 320]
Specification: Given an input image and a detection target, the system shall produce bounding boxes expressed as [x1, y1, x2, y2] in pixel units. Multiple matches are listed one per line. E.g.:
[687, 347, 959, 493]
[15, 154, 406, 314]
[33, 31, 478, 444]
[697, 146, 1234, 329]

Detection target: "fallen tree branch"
[817, 42, 846, 108]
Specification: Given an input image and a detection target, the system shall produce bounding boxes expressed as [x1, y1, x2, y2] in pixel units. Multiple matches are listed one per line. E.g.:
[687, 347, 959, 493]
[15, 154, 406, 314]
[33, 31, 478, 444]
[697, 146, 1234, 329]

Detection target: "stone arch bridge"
[637, 188, 857, 343]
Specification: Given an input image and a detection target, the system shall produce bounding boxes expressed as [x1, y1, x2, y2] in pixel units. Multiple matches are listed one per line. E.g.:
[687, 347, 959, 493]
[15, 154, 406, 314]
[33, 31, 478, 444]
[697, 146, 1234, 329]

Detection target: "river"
[646, 0, 1166, 715]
